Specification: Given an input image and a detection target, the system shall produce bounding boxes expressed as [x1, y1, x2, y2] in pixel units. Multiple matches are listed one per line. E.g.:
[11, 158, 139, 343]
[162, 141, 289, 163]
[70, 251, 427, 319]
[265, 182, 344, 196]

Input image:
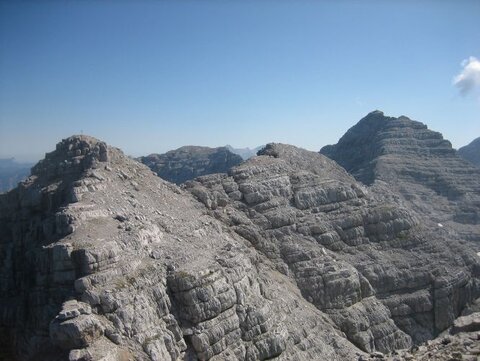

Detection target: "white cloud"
[453, 56, 480, 96]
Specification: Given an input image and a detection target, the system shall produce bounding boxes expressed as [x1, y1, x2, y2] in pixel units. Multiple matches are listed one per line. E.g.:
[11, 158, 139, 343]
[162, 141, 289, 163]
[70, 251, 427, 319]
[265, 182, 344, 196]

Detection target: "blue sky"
[1, 1, 479, 162]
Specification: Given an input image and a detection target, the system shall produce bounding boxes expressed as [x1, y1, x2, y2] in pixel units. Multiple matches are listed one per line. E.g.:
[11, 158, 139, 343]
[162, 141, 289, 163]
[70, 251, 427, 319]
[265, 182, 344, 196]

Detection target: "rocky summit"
[458, 137, 480, 168]
[138, 146, 243, 184]
[0, 136, 363, 361]
[321, 110, 480, 242]
[1, 115, 480, 361]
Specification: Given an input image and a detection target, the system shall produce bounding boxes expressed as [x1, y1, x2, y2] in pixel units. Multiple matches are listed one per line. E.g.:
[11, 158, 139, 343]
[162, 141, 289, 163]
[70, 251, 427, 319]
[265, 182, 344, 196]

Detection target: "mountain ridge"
[320, 111, 480, 230]
[0, 135, 364, 360]
[138, 145, 243, 184]
[1, 112, 480, 360]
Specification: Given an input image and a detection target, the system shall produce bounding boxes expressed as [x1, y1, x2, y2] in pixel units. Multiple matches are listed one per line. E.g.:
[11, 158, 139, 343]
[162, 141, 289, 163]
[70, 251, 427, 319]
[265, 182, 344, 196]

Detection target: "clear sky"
[1, 1, 479, 162]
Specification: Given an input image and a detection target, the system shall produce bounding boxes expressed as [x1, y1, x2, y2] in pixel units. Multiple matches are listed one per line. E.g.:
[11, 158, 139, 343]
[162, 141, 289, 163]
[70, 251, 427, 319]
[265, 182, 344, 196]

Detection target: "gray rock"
[0, 135, 364, 360]
[2, 129, 479, 361]
[185, 142, 480, 352]
[320, 111, 480, 238]
[452, 313, 480, 334]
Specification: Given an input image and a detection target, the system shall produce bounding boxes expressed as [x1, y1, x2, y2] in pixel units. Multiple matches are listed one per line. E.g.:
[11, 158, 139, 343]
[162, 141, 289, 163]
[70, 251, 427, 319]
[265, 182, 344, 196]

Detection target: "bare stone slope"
[185, 143, 480, 354]
[320, 111, 480, 241]
[1, 132, 480, 361]
[0, 135, 364, 361]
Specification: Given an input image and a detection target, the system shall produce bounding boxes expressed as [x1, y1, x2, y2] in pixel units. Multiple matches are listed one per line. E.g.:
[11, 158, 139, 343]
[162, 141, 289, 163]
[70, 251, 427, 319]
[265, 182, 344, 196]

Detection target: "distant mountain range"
[225, 145, 264, 160]
[138, 145, 243, 184]
[458, 137, 480, 167]
[0, 158, 33, 193]
[1, 113, 480, 360]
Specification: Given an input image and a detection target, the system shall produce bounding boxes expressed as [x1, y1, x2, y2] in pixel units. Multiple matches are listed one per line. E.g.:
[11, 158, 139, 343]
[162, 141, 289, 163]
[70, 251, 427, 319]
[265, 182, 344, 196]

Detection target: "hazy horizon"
[1, 108, 478, 164]
[1, 1, 479, 162]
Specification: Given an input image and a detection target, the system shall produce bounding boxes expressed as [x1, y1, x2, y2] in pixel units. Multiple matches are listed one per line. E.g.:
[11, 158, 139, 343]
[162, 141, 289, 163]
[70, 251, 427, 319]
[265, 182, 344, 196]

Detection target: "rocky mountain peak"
[320, 111, 456, 185]
[321, 111, 480, 229]
[1, 135, 377, 360]
[30, 135, 114, 183]
[225, 145, 264, 160]
[1, 132, 480, 361]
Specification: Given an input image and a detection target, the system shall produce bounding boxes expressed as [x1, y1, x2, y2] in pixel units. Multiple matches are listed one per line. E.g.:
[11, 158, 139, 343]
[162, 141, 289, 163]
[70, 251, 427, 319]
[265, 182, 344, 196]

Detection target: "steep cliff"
[139, 146, 243, 184]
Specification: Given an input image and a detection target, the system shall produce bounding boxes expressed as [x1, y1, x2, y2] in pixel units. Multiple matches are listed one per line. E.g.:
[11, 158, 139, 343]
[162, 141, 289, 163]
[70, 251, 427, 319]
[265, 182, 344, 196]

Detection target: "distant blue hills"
[0, 158, 34, 193]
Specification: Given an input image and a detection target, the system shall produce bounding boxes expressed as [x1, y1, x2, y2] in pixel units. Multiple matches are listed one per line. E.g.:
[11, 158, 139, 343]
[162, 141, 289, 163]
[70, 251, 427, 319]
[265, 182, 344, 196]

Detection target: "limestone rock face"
[0, 136, 363, 361]
[361, 306, 480, 360]
[320, 111, 480, 239]
[458, 137, 480, 167]
[139, 146, 243, 184]
[185, 143, 480, 353]
[2, 131, 480, 361]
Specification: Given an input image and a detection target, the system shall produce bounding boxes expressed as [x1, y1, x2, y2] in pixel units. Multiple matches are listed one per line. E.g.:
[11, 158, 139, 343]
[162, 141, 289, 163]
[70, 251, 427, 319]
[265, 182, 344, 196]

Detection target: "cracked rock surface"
[185, 142, 480, 355]
[320, 111, 480, 239]
[0, 135, 363, 361]
[1, 114, 480, 361]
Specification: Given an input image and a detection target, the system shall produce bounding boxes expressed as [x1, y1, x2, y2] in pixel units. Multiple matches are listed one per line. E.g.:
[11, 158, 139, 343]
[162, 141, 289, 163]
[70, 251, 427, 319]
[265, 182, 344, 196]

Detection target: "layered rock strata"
[0, 136, 363, 361]
[2, 132, 479, 361]
[185, 143, 480, 353]
[320, 111, 480, 241]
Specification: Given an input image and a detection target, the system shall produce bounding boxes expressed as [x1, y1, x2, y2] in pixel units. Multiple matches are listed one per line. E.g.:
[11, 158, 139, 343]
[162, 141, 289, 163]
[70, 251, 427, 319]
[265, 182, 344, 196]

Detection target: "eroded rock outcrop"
[361, 306, 480, 360]
[2, 131, 479, 361]
[185, 143, 480, 354]
[139, 146, 243, 184]
[0, 136, 364, 361]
